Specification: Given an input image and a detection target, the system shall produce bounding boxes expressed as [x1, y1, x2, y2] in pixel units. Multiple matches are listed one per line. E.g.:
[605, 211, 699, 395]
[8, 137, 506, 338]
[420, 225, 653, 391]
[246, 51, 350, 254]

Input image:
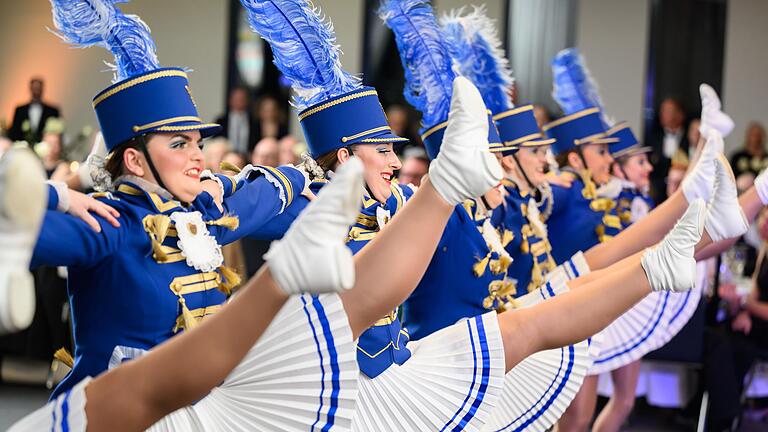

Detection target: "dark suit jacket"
[645, 125, 689, 203]
[8, 102, 60, 143]
[214, 113, 289, 155]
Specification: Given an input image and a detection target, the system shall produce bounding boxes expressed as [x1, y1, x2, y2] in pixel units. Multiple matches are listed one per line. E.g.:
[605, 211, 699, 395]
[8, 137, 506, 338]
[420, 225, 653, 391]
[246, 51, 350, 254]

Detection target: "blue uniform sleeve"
[30, 207, 133, 269]
[46, 184, 59, 211]
[549, 183, 571, 218]
[210, 166, 307, 244]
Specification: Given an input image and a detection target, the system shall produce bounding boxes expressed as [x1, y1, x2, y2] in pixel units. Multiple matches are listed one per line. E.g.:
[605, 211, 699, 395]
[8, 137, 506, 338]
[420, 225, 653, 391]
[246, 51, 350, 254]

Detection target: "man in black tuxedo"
[214, 87, 255, 156]
[8, 77, 60, 143]
[646, 97, 688, 203]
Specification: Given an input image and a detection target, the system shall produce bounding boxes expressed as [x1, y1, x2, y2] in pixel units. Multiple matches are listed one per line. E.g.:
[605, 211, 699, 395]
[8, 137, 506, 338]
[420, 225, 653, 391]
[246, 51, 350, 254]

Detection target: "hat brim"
[519, 138, 556, 148]
[147, 121, 222, 139]
[354, 130, 410, 145]
[577, 136, 619, 146]
[490, 143, 519, 156]
[613, 145, 652, 159]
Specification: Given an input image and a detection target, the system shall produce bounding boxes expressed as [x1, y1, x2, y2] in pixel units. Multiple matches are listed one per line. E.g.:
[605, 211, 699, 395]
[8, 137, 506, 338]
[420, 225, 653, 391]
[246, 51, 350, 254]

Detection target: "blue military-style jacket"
[615, 182, 655, 229]
[547, 171, 621, 264]
[35, 166, 305, 397]
[402, 199, 512, 341]
[491, 180, 557, 297]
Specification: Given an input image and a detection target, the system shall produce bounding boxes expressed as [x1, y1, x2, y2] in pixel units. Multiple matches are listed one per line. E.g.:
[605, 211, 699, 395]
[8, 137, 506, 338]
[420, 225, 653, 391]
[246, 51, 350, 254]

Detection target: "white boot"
[0, 147, 46, 334]
[641, 199, 706, 293]
[428, 77, 503, 205]
[682, 130, 720, 203]
[699, 84, 735, 138]
[704, 154, 749, 241]
[264, 157, 363, 295]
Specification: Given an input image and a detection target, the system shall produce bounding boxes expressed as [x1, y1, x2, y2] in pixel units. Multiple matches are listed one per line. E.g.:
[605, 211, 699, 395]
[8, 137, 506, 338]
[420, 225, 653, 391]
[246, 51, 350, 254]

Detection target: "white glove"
[755, 168, 768, 205]
[699, 84, 734, 138]
[264, 158, 363, 295]
[641, 199, 705, 293]
[429, 77, 503, 205]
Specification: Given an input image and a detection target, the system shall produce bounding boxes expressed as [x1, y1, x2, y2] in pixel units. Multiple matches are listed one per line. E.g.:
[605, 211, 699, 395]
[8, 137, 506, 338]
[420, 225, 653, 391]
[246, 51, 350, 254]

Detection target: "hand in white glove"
[699, 84, 734, 138]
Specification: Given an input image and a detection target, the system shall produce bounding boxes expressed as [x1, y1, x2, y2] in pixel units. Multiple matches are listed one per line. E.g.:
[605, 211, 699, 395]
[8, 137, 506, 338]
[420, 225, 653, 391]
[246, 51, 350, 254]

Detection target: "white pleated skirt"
[485, 280, 590, 432]
[9, 294, 358, 432]
[351, 311, 506, 432]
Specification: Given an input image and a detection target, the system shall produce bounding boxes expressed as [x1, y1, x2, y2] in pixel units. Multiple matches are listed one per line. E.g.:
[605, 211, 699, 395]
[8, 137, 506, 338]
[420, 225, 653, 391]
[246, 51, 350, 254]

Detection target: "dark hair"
[315, 149, 341, 173]
[105, 134, 155, 180]
[555, 149, 576, 168]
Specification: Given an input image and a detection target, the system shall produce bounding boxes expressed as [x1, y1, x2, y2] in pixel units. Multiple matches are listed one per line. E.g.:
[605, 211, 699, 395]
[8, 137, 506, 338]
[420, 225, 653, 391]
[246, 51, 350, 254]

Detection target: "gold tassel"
[473, 252, 492, 277]
[179, 297, 199, 332]
[489, 255, 512, 275]
[501, 229, 514, 247]
[580, 169, 597, 200]
[217, 265, 242, 295]
[206, 215, 240, 231]
[54, 348, 74, 369]
[143, 215, 172, 262]
[219, 161, 242, 174]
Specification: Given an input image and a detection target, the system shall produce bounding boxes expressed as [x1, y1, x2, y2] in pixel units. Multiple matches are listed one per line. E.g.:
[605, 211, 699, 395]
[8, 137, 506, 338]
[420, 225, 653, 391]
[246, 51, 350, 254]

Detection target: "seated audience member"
[648, 97, 688, 202]
[706, 207, 768, 430]
[731, 122, 768, 179]
[202, 137, 230, 172]
[253, 94, 289, 142]
[214, 88, 254, 155]
[251, 137, 280, 167]
[397, 146, 429, 187]
[278, 135, 299, 166]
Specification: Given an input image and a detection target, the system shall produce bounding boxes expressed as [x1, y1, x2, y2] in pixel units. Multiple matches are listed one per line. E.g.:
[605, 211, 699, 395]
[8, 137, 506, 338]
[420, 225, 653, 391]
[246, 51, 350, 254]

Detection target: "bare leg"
[86, 268, 288, 431]
[593, 361, 642, 432]
[341, 177, 453, 337]
[557, 376, 599, 432]
[584, 190, 688, 270]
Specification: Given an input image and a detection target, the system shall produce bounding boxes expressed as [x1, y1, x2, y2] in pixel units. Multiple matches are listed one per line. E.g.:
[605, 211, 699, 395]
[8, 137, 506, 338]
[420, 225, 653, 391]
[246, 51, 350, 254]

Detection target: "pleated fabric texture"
[8, 377, 91, 432]
[351, 311, 505, 432]
[588, 290, 670, 375]
[654, 260, 706, 348]
[188, 293, 359, 431]
[142, 294, 359, 431]
[484, 281, 590, 432]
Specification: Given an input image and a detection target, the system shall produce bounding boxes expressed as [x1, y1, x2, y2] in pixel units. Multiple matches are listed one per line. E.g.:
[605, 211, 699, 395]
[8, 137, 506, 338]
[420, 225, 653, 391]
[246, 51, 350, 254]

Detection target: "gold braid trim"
[219, 161, 242, 174]
[206, 215, 240, 231]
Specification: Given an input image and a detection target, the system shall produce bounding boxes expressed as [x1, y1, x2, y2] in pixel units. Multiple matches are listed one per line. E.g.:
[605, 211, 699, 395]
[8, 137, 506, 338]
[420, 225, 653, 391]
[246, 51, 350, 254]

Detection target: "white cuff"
[46, 180, 70, 213]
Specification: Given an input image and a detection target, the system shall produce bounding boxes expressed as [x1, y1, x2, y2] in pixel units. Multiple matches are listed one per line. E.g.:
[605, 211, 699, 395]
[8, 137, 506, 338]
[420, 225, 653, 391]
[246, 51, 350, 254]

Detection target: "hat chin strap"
[512, 153, 536, 192]
[137, 135, 171, 195]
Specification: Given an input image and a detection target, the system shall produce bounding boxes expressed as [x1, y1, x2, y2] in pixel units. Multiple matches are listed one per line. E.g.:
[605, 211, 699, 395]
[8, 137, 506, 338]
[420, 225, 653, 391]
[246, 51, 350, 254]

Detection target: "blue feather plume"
[239, 0, 361, 110]
[551, 48, 612, 127]
[50, 0, 160, 83]
[440, 6, 514, 114]
[379, 0, 455, 130]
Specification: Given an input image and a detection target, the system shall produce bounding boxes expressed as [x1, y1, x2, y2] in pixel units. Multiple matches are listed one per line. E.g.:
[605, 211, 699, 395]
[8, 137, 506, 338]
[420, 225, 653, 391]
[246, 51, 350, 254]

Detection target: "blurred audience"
[253, 94, 289, 142]
[730, 122, 768, 179]
[202, 137, 231, 172]
[251, 137, 280, 167]
[222, 151, 247, 172]
[215, 88, 254, 155]
[687, 118, 702, 157]
[386, 104, 420, 146]
[278, 136, 299, 166]
[398, 146, 429, 187]
[706, 207, 768, 431]
[648, 97, 688, 202]
[9, 77, 60, 143]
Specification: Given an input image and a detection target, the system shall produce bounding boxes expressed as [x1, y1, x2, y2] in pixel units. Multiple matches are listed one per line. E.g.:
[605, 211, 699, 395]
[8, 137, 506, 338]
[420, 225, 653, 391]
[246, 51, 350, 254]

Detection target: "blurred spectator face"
[659, 98, 685, 131]
[745, 122, 766, 156]
[687, 119, 701, 149]
[398, 155, 428, 186]
[278, 136, 298, 165]
[229, 88, 248, 112]
[257, 96, 280, 122]
[252, 137, 279, 167]
[386, 105, 408, 136]
[533, 105, 550, 129]
[666, 167, 685, 197]
[221, 151, 247, 174]
[30, 78, 44, 101]
[203, 138, 230, 172]
[618, 153, 653, 189]
[42, 132, 62, 160]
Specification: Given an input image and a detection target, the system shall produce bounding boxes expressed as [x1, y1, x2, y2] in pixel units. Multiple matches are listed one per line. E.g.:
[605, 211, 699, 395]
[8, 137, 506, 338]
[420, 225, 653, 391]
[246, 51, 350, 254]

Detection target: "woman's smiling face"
[346, 143, 402, 203]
